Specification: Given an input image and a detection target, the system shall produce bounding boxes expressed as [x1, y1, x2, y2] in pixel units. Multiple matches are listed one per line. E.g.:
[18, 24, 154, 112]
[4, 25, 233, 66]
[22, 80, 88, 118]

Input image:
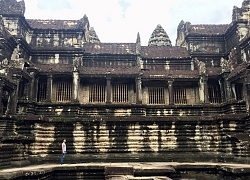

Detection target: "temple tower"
[148, 24, 172, 46]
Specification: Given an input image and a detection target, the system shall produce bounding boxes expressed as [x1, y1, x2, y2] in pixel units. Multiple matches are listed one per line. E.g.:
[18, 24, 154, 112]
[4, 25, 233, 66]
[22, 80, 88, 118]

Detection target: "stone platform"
[1, 162, 250, 180]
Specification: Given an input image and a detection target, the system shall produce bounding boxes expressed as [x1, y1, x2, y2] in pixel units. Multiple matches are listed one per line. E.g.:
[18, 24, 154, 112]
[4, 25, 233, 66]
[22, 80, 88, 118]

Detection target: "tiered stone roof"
[79, 66, 140, 76]
[177, 21, 230, 36]
[141, 46, 189, 59]
[83, 43, 189, 59]
[188, 24, 229, 35]
[26, 19, 80, 30]
[35, 64, 73, 73]
[83, 43, 137, 55]
[26, 15, 90, 31]
[142, 69, 199, 79]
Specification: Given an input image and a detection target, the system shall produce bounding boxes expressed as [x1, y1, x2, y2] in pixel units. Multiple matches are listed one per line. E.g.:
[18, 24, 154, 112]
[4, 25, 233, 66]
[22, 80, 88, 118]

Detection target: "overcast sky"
[23, 0, 243, 46]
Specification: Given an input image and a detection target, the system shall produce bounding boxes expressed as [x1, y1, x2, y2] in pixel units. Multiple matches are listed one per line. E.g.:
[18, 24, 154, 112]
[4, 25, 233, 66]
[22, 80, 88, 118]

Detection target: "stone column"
[136, 75, 142, 104]
[72, 71, 80, 102]
[46, 74, 53, 102]
[0, 85, 3, 115]
[218, 79, 225, 102]
[199, 76, 208, 103]
[29, 72, 35, 101]
[168, 80, 174, 105]
[34, 77, 39, 102]
[106, 75, 111, 104]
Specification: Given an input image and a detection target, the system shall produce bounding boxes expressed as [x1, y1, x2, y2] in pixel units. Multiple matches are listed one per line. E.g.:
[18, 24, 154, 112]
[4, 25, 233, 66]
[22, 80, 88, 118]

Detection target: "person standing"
[60, 139, 66, 165]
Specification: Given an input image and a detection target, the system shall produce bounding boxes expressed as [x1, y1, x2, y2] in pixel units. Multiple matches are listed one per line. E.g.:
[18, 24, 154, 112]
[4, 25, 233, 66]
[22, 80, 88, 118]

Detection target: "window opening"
[55, 82, 72, 102]
[174, 87, 187, 104]
[148, 87, 165, 104]
[113, 84, 128, 103]
[89, 84, 106, 103]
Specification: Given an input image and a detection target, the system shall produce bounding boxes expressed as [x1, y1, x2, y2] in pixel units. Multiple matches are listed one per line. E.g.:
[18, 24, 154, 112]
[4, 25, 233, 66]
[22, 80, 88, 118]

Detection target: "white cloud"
[24, 0, 243, 45]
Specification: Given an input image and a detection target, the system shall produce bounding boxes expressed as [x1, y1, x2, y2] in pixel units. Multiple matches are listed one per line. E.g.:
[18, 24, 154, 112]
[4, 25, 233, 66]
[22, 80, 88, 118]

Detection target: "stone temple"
[2, 0, 250, 179]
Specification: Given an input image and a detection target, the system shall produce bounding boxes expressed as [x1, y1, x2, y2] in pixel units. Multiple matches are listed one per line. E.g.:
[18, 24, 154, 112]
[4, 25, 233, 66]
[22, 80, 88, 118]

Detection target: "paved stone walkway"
[1, 162, 250, 179]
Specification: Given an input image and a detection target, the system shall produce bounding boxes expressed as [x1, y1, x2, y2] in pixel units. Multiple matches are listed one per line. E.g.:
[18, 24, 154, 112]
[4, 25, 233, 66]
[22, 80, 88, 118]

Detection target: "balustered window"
[113, 84, 128, 103]
[37, 81, 47, 102]
[174, 87, 187, 104]
[148, 87, 165, 104]
[89, 84, 106, 103]
[55, 82, 72, 102]
[208, 84, 221, 103]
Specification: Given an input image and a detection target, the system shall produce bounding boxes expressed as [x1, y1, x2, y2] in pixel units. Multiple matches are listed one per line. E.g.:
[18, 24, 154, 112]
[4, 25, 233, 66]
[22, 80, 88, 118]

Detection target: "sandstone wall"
[0, 109, 249, 169]
[1, 116, 245, 165]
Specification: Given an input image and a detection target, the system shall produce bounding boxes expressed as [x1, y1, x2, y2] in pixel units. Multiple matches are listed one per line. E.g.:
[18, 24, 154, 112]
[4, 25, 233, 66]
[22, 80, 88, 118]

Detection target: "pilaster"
[219, 79, 225, 102]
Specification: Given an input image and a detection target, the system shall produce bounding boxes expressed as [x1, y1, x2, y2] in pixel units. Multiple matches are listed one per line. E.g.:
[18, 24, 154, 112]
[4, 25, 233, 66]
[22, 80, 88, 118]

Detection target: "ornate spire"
[0, 0, 25, 16]
[88, 27, 100, 43]
[136, 32, 141, 44]
[148, 24, 172, 47]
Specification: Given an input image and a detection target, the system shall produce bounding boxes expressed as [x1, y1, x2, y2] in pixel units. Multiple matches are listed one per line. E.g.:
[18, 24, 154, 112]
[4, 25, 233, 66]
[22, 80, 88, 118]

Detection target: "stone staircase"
[0, 119, 16, 169]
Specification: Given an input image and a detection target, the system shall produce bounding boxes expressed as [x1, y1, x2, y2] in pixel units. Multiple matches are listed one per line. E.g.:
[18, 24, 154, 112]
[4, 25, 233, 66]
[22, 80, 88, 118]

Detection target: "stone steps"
[0, 144, 14, 169]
